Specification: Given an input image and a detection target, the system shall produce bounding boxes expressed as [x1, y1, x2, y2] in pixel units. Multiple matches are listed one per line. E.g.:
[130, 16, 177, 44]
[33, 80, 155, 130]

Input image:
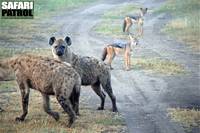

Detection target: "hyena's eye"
[55, 46, 58, 49]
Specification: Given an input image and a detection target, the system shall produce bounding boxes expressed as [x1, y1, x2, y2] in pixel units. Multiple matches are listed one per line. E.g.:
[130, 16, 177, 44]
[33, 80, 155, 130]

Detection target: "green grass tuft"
[168, 108, 200, 132]
[132, 58, 186, 75]
[93, 4, 139, 39]
[0, 47, 52, 59]
[156, 0, 200, 51]
[95, 115, 126, 126]
[0, 0, 94, 28]
[0, 81, 16, 92]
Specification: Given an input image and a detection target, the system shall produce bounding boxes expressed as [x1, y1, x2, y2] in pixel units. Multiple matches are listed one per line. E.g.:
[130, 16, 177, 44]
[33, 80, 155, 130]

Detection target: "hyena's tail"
[101, 47, 107, 61]
[123, 18, 127, 32]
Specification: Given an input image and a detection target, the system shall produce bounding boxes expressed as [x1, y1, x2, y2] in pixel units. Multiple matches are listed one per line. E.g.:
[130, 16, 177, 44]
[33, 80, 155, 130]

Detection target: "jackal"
[102, 35, 138, 70]
[0, 55, 81, 127]
[123, 8, 148, 35]
[49, 36, 118, 112]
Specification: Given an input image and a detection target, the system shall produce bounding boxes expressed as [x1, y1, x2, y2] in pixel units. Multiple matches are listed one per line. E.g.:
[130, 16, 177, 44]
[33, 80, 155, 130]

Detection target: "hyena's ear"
[65, 36, 72, 46]
[49, 37, 56, 46]
[146, 8, 148, 11]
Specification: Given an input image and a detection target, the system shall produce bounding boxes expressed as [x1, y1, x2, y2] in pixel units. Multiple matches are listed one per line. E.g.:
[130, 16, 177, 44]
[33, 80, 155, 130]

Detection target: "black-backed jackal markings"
[123, 8, 148, 35]
[102, 35, 139, 71]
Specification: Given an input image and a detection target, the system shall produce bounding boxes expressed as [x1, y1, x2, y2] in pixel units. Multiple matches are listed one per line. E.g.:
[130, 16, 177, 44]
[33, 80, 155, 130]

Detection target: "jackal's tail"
[101, 47, 107, 61]
[123, 18, 127, 32]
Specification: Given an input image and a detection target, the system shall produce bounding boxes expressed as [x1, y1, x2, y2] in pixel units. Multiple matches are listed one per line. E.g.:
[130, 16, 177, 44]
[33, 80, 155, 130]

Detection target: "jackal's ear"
[65, 36, 71, 46]
[49, 37, 56, 46]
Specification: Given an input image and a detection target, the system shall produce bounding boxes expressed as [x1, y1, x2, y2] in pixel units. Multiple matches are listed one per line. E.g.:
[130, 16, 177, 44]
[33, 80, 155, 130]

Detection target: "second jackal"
[123, 8, 148, 35]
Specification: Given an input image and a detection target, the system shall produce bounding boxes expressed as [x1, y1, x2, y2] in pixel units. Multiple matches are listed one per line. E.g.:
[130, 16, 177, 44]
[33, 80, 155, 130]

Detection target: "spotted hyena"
[0, 54, 81, 127]
[49, 36, 118, 112]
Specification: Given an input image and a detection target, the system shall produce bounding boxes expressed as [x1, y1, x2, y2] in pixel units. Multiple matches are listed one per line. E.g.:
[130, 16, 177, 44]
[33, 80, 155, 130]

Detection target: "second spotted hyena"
[49, 36, 118, 112]
[0, 54, 81, 127]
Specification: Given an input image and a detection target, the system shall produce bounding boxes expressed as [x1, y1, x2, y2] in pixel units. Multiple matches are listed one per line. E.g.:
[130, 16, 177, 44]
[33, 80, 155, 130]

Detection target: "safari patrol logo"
[1, 0, 34, 19]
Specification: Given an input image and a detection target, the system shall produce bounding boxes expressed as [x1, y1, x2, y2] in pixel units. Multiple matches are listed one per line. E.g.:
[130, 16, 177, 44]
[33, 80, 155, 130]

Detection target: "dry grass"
[0, 81, 16, 92]
[131, 58, 186, 75]
[157, 0, 200, 51]
[0, 47, 52, 59]
[0, 0, 95, 51]
[168, 108, 200, 132]
[0, 0, 94, 27]
[163, 19, 200, 51]
[0, 82, 126, 133]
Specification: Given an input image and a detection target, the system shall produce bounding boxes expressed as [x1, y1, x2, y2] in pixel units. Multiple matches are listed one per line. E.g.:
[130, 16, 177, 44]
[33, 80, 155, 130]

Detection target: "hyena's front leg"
[70, 84, 80, 115]
[56, 94, 76, 127]
[42, 94, 60, 121]
[15, 82, 30, 122]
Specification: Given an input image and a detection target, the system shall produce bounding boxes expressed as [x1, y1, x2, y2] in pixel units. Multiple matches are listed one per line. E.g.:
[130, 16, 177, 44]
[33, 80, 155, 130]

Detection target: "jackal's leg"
[138, 24, 143, 36]
[126, 23, 132, 33]
[42, 94, 59, 121]
[15, 82, 30, 122]
[107, 50, 114, 70]
[128, 54, 131, 68]
[56, 95, 76, 127]
[91, 81, 106, 110]
[110, 53, 116, 69]
[124, 53, 129, 70]
[127, 53, 131, 69]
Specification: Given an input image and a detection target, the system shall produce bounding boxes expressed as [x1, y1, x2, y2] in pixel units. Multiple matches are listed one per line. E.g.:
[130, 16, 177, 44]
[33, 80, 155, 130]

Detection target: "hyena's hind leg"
[15, 82, 30, 121]
[91, 81, 106, 110]
[100, 77, 118, 112]
[42, 94, 60, 121]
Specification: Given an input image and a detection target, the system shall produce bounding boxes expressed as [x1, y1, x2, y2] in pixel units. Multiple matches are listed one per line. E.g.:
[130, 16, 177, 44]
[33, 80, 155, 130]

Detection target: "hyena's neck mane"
[61, 49, 79, 68]
[69, 52, 79, 67]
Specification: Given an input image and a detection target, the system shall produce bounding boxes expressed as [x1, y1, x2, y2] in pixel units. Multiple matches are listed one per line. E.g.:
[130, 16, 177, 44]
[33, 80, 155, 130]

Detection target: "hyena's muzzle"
[55, 45, 65, 56]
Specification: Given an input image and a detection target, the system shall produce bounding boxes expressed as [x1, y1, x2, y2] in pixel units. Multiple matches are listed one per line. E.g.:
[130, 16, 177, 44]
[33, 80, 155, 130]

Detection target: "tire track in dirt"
[48, 1, 188, 132]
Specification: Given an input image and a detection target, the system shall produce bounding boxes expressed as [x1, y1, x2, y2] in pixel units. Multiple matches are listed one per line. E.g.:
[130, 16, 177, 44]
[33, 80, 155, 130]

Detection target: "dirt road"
[1, 0, 199, 133]
[40, 0, 200, 133]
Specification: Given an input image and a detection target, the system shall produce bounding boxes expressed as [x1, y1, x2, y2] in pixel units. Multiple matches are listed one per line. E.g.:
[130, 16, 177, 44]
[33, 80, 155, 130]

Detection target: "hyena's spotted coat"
[49, 36, 118, 112]
[0, 54, 81, 127]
